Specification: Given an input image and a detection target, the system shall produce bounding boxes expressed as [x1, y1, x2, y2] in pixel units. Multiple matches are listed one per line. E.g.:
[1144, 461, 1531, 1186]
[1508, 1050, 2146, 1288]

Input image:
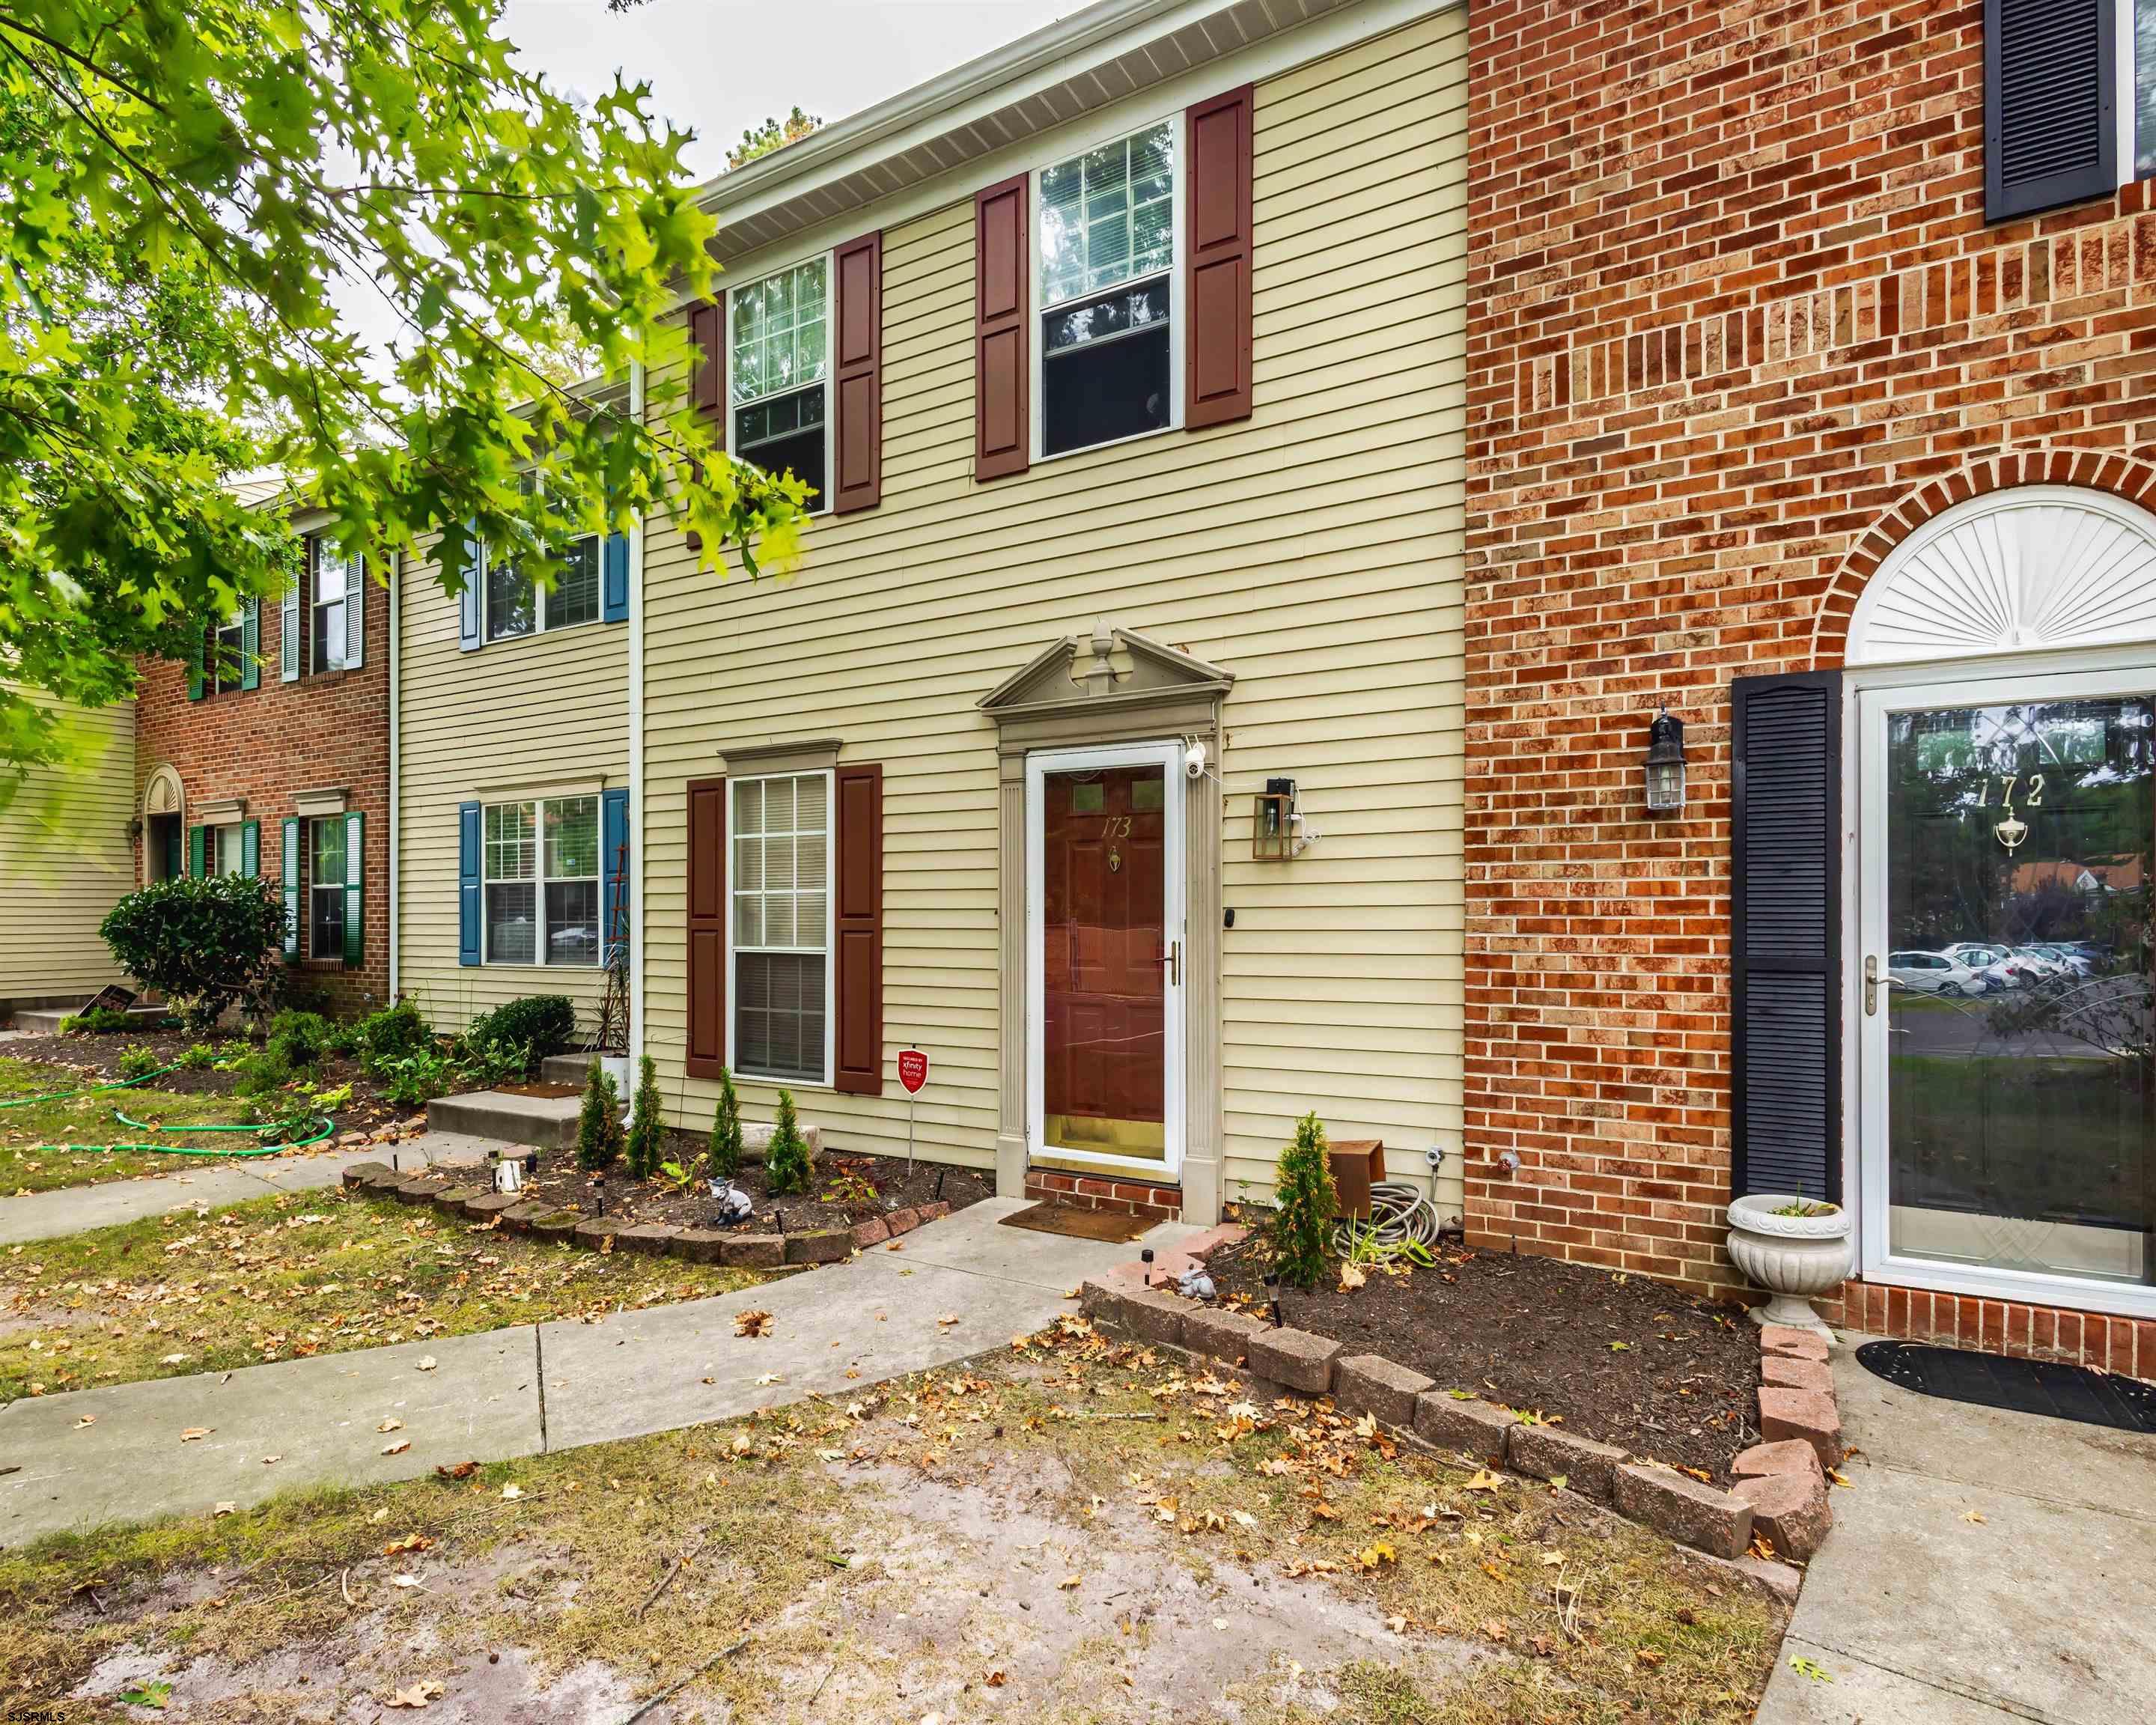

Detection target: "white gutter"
[627, 360, 646, 1068]
[387, 549, 401, 1000]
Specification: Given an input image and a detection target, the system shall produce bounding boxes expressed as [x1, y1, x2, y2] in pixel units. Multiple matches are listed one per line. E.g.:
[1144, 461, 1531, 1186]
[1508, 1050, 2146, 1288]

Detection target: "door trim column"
[980, 622, 1232, 1223]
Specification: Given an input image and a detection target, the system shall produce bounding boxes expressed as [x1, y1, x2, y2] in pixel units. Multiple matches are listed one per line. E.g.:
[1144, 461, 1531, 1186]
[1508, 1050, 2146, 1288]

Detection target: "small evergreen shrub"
[1271, 1111, 1339, 1290]
[100, 874, 286, 1030]
[356, 1000, 433, 1073]
[576, 1062, 624, 1172]
[465, 996, 576, 1074]
[625, 1055, 665, 1180]
[116, 1046, 162, 1080]
[763, 1089, 812, 1195]
[707, 1067, 743, 1181]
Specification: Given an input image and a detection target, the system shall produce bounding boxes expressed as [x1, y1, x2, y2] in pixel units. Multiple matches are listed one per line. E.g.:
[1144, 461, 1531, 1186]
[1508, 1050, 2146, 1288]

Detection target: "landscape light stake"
[1141, 1247, 1155, 1287]
[1263, 1270, 1284, 1329]
[935, 1167, 947, 1201]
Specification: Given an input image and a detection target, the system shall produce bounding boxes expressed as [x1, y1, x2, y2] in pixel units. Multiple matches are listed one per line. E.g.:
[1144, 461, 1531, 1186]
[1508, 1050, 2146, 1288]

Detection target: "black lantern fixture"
[1644, 708, 1687, 815]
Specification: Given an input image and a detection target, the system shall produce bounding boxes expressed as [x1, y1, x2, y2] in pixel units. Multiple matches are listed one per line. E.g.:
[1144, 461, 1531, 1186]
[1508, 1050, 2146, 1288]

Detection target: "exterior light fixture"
[1644, 708, 1687, 815]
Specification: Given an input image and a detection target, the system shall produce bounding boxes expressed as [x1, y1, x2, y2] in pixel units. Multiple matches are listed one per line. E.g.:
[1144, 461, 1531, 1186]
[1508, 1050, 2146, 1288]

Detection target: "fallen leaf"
[73, 1416, 94, 1431]
[501, 1484, 523, 1500]
[1058, 1575, 1081, 1590]
[384, 1679, 443, 1708]
[1636, 1648, 1665, 1668]
[378, 1418, 404, 1434]
[415, 1357, 437, 1372]
[1338, 1262, 1367, 1291]
[1962, 1509, 1987, 1524]
[382, 1439, 410, 1456]
[213, 1501, 236, 1517]
[180, 1427, 213, 1443]
[1463, 1469, 1504, 1492]
[734, 1309, 773, 1339]
[1386, 1613, 1408, 1634]
[985, 1669, 1007, 1688]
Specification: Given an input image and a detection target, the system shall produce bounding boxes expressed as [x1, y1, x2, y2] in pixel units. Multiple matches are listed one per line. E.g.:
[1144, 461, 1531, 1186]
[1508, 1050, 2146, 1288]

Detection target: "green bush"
[576, 1062, 624, 1172]
[1271, 1112, 1339, 1290]
[356, 1000, 433, 1073]
[763, 1089, 813, 1196]
[174, 1043, 216, 1071]
[465, 996, 577, 1075]
[233, 1045, 297, 1098]
[707, 1067, 743, 1181]
[115, 1046, 162, 1080]
[59, 1006, 134, 1035]
[378, 1047, 453, 1107]
[100, 874, 287, 1031]
[266, 1009, 334, 1069]
[625, 1055, 665, 1180]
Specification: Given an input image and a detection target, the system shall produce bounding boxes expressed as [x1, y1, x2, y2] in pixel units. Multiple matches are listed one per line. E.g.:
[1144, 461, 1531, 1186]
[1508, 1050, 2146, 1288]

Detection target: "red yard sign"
[898, 1050, 929, 1095]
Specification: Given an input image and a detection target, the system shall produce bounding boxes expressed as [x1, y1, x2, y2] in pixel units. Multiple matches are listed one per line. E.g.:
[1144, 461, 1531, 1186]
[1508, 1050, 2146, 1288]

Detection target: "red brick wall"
[133, 569, 391, 1017]
[1465, 1, 2156, 1297]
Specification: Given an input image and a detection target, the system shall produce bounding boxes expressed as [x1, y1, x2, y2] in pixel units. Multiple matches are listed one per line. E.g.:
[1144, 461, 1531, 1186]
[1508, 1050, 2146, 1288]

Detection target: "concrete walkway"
[0, 1132, 495, 1246]
[0, 1197, 1190, 1547]
[1756, 1333, 2156, 1724]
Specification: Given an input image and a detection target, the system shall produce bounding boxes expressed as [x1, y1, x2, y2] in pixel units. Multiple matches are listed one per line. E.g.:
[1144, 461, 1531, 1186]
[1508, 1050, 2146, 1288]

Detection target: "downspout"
[387, 550, 401, 1000]
[627, 360, 646, 1068]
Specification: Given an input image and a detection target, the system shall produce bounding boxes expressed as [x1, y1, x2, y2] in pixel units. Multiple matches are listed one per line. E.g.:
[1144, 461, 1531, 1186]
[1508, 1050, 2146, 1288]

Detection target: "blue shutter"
[602, 531, 630, 623]
[457, 523, 483, 652]
[602, 785, 630, 966]
[458, 800, 483, 966]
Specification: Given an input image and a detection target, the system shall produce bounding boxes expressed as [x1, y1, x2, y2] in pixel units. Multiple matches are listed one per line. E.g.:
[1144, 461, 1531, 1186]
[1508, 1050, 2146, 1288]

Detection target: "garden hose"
[0, 1064, 183, 1109]
[1339, 1181, 1445, 1253]
[36, 1110, 337, 1159]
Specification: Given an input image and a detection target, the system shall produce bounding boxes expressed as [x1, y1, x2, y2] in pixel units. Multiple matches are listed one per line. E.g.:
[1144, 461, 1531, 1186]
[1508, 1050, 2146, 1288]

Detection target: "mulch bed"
[391, 1125, 995, 1238]
[4, 1030, 414, 1128]
[1206, 1232, 1763, 1481]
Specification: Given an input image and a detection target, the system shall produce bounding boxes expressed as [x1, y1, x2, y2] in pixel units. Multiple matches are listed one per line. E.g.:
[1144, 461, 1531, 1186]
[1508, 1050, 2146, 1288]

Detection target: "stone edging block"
[1077, 1247, 1782, 1568]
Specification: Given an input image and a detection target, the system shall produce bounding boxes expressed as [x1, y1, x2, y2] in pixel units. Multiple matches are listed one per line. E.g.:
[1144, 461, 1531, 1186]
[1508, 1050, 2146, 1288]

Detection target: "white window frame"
[480, 794, 603, 969]
[725, 768, 836, 1088]
[211, 822, 246, 878]
[724, 250, 836, 520]
[1029, 109, 1187, 465]
[480, 532, 602, 645]
[308, 815, 347, 962]
[309, 536, 359, 673]
[211, 606, 248, 695]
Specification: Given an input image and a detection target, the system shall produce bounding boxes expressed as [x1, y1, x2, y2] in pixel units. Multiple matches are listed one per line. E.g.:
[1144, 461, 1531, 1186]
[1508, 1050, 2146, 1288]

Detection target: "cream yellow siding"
[642, 8, 1466, 1211]
[394, 544, 627, 1035]
[0, 687, 135, 1004]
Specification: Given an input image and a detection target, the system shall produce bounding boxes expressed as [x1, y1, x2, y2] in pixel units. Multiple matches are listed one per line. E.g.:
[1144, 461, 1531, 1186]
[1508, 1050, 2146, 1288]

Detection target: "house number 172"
[1976, 773, 2044, 809]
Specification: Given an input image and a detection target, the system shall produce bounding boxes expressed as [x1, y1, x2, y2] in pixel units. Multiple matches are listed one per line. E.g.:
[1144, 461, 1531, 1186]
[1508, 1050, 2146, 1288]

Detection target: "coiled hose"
[1, 1065, 335, 1157]
[1339, 1181, 1445, 1252]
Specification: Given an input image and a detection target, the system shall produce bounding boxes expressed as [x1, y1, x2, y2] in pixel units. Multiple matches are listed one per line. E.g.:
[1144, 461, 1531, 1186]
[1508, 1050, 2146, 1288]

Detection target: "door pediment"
[980, 620, 1234, 723]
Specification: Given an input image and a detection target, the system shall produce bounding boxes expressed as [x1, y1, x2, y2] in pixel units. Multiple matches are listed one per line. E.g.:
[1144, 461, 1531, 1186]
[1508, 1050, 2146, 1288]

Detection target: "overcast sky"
[506, 0, 1077, 179]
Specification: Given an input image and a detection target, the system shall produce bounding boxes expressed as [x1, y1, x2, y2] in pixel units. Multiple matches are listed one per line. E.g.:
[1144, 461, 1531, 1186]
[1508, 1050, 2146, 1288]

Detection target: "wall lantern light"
[1254, 777, 1320, 860]
[1644, 708, 1687, 815]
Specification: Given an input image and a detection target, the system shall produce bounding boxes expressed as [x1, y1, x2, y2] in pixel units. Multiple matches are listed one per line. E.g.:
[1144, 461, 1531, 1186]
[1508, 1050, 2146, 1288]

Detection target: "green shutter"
[186, 629, 205, 701]
[240, 598, 261, 690]
[343, 810, 364, 968]
[242, 818, 260, 878]
[187, 825, 205, 878]
[281, 817, 300, 958]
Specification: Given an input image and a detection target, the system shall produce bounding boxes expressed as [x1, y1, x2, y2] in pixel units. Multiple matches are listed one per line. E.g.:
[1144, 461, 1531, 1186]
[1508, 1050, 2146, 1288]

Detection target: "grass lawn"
[0, 1321, 1788, 1724]
[0, 1057, 279, 1194]
[1, 1190, 767, 1403]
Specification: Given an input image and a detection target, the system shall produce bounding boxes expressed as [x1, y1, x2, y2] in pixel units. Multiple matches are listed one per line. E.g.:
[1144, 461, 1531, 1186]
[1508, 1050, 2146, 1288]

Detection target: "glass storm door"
[1859, 677, 2156, 1300]
[1027, 742, 1184, 1177]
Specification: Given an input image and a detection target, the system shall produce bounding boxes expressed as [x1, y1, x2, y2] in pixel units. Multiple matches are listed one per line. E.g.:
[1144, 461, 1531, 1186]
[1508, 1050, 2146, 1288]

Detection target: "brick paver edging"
[1079, 1274, 1839, 1566]
[339, 1162, 947, 1269]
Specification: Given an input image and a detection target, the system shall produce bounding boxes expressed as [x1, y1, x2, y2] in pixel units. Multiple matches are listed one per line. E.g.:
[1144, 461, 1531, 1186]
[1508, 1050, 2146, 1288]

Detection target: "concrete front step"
[7, 1003, 169, 1035]
[539, 1051, 630, 1087]
[427, 1089, 585, 1150]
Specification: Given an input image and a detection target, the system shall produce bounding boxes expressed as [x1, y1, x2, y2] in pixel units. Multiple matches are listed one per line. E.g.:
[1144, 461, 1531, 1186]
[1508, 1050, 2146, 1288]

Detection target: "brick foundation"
[1025, 1168, 1184, 1224]
[1818, 1281, 2156, 1383]
[1464, 0, 2156, 1301]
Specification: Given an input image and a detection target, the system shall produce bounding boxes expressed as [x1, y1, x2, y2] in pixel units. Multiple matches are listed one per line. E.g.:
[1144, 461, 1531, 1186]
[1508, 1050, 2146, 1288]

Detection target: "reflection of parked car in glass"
[1942, 943, 2034, 989]
[1888, 950, 1989, 996]
[2025, 943, 2093, 976]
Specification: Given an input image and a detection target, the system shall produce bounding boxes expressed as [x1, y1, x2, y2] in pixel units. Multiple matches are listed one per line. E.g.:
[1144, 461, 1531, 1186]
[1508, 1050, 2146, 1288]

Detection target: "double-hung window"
[212, 824, 246, 877]
[210, 606, 248, 694]
[311, 542, 359, 673]
[1036, 119, 1178, 457]
[484, 481, 601, 644]
[728, 257, 830, 512]
[309, 817, 347, 960]
[731, 772, 831, 1084]
[483, 795, 600, 966]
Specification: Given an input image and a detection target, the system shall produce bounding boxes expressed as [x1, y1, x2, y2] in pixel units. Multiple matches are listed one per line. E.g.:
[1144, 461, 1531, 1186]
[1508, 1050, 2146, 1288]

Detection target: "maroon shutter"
[1185, 85, 1255, 430]
[832, 230, 883, 514]
[686, 776, 728, 1079]
[688, 301, 725, 419]
[974, 174, 1029, 481]
[833, 762, 884, 1095]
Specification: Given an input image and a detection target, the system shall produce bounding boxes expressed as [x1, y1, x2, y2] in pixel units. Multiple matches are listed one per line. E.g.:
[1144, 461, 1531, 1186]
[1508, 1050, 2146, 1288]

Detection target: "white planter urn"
[1726, 1194, 1852, 1336]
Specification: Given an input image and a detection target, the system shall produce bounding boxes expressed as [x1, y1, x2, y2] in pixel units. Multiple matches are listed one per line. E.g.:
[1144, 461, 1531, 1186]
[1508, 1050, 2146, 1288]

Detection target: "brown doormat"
[998, 1202, 1153, 1244]
[498, 1082, 582, 1099]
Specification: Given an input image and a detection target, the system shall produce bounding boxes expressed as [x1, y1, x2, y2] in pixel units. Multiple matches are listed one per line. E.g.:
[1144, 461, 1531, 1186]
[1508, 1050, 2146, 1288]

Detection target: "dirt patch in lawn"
[0, 1187, 765, 1403]
[1208, 1233, 1764, 1482]
[393, 1128, 996, 1239]
[0, 1323, 1788, 1724]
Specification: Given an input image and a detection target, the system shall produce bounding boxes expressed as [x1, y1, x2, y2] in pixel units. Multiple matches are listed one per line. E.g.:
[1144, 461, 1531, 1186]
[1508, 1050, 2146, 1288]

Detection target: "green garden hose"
[2, 1068, 336, 1157]
[0, 1064, 183, 1108]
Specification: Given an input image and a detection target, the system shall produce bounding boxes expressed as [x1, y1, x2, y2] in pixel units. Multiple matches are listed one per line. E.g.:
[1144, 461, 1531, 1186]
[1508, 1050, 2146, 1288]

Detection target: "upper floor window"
[728, 257, 830, 513]
[1036, 120, 1178, 458]
[1991, 1, 2156, 218]
[2136, 1, 2156, 174]
[210, 606, 249, 694]
[311, 541, 361, 674]
[483, 529, 600, 643]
